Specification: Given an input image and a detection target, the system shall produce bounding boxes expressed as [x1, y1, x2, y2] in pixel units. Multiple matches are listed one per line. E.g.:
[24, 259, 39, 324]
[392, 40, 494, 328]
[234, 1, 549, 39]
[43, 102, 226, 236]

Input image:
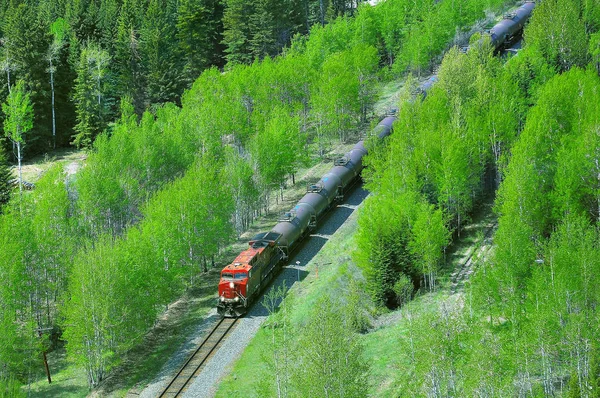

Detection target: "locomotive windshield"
[235, 272, 248, 279]
[221, 272, 234, 279]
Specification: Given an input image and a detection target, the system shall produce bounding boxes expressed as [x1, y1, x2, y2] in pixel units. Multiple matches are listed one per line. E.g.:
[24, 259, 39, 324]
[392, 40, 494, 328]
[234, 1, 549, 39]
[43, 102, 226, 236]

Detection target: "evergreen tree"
[249, 0, 277, 60]
[72, 44, 111, 149]
[177, 0, 225, 83]
[222, 0, 253, 65]
[98, 0, 120, 54]
[141, 0, 184, 104]
[115, 0, 146, 115]
[0, 144, 12, 210]
[3, 2, 52, 152]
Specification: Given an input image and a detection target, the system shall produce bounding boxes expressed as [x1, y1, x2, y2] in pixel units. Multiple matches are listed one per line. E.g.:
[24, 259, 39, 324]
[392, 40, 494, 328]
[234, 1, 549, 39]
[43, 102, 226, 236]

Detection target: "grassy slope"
[215, 196, 497, 397]
[216, 197, 369, 397]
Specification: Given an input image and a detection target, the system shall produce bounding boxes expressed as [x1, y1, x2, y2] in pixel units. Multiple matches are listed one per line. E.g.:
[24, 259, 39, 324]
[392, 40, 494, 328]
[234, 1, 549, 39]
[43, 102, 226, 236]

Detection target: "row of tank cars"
[217, 117, 396, 317]
[217, 1, 536, 317]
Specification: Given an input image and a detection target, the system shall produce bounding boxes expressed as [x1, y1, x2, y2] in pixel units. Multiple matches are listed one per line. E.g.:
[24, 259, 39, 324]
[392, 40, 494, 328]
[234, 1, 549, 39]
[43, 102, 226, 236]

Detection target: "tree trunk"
[319, 0, 325, 26]
[50, 62, 56, 149]
[16, 140, 22, 197]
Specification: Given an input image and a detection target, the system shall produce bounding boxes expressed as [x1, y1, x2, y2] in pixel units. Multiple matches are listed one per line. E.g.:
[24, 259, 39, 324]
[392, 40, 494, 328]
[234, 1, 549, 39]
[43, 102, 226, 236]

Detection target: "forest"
[1, 0, 600, 396]
[352, 0, 600, 395]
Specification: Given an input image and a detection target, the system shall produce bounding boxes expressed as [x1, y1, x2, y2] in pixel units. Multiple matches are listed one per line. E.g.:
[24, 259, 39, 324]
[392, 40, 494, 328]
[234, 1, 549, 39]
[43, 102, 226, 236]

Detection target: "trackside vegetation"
[352, 0, 600, 395]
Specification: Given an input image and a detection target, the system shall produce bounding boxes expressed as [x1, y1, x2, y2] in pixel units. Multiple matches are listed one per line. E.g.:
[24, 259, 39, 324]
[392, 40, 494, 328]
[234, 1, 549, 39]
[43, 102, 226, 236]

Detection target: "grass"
[25, 349, 88, 398]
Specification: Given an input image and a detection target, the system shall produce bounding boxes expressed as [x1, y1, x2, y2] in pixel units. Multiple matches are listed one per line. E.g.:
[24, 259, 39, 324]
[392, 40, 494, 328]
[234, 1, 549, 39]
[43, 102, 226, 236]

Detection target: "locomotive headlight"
[234, 296, 240, 302]
[220, 296, 225, 302]
[229, 282, 234, 289]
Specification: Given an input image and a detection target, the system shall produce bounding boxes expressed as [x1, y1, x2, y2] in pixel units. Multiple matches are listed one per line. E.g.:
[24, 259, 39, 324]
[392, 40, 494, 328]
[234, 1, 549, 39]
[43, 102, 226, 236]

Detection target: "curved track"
[158, 317, 238, 397]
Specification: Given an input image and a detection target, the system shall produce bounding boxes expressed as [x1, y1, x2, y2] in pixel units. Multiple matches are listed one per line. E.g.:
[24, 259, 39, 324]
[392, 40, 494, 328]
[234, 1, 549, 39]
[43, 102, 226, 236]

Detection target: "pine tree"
[177, 0, 225, 81]
[3, 2, 53, 152]
[141, 0, 184, 104]
[115, 0, 146, 115]
[222, 0, 253, 65]
[72, 44, 111, 149]
[249, 0, 277, 60]
[0, 144, 12, 210]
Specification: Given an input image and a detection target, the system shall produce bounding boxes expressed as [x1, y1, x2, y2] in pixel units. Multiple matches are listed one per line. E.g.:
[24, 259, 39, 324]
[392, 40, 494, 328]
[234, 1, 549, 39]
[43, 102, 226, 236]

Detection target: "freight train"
[217, 117, 396, 317]
[216, 1, 536, 317]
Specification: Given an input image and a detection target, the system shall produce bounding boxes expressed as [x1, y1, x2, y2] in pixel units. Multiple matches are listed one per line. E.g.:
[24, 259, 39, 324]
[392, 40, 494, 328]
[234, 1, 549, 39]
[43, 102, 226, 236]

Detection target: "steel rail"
[158, 316, 238, 397]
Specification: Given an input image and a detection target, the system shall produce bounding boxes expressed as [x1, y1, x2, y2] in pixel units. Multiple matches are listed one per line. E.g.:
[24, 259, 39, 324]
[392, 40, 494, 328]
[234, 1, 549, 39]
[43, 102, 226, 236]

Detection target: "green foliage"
[177, 0, 224, 83]
[387, 40, 600, 395]
[0, 0, 537, 390]
[222, 0, 253, 65]
[0, 376, 25, 397]
[1, 3, 52, 152]
[409, 202, 449, 291]
[524, 0, 589, 72]
[590, 31, 600, 75]
[252, 108, 303, 195]
[356, 42, 521, 300]
[568, 372, 582, 398]
[2, 80, 33, 145]
[311, 43, 378, 149]
[392, 274, 413, 307]
[0, 199, 45, 380]
[345, 279, 372, 333]
[142, 0, 183, 104]
[354, 192, 417, 307]
[63, 154, 236, 385]
[291, 295, 368, 397]
[72, 44, 111, 149]
[63, 235, 122, 386]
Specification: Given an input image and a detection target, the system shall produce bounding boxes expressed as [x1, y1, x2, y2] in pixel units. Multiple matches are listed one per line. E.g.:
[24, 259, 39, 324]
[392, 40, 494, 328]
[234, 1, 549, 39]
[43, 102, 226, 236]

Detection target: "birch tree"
[2, 80, 33, 197]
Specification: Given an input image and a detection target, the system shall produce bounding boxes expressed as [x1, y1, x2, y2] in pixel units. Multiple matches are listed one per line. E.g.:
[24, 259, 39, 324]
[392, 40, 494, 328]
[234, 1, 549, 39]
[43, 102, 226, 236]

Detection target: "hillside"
[1, 0, 600, 396]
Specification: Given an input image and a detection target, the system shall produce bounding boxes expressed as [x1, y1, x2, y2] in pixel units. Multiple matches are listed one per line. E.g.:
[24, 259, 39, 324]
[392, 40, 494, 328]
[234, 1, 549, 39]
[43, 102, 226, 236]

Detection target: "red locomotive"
[218, 232, 284, 317]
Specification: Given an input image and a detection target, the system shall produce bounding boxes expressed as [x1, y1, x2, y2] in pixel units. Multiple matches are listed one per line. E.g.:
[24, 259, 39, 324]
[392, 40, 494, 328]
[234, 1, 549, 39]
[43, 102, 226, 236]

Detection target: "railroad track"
[159, 317, 238, 397]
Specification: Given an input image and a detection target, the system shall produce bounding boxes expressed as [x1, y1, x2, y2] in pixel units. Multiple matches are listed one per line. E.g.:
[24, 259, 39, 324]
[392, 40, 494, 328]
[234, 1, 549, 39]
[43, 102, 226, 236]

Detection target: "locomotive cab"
[218, 267, 250, 317]
[217, 232, 283, 317]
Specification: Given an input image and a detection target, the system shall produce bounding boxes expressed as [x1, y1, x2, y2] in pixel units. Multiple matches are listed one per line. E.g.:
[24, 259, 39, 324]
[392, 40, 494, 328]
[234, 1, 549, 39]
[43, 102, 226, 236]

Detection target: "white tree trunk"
[16, 140, 22, 196]
[50, 61, 56, 149]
